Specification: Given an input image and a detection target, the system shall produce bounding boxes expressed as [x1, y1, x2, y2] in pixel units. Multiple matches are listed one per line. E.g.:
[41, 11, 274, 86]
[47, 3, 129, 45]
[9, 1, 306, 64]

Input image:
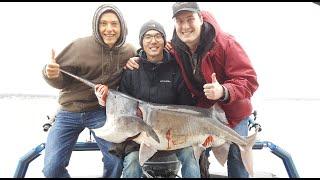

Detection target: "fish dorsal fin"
[211, 103, 229, 125]
[138, 142, 158, 166]
[211, 143, 230, 166]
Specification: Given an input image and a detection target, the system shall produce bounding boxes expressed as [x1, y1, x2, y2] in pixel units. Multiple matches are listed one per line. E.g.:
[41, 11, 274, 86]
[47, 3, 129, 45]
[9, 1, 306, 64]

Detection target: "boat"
[13, 111, 300, 178]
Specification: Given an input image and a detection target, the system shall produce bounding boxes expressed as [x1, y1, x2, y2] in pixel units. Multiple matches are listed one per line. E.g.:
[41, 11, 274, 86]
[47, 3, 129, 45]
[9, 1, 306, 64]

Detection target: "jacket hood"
[92, 4, 127, 49]
[200, 11, 222, 37]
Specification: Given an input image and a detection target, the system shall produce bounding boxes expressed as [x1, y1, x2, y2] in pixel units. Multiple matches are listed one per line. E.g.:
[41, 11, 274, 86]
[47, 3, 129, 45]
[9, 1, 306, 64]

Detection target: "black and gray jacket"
[109, 50, 195, 158]
[119, 50, 195, 105]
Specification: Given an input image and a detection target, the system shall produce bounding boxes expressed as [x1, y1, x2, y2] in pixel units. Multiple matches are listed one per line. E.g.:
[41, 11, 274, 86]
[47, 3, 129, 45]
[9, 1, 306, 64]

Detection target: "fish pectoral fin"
[121, 116, 160, 143]
[144, 126, 160, 143]
[193, 146, 205, 163]
[138, 142, 157, 166]
[211, 143, 230, 166]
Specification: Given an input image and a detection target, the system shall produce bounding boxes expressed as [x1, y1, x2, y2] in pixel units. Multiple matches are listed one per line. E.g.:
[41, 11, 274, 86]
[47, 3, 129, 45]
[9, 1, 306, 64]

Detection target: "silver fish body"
[93, 90, 257, 176]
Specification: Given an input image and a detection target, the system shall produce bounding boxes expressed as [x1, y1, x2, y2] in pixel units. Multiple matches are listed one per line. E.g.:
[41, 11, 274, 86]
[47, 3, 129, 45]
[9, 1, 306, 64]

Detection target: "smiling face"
[99, 12, 121, 48]
[174, 11, 203, 49]
[142, 30, 164, 62]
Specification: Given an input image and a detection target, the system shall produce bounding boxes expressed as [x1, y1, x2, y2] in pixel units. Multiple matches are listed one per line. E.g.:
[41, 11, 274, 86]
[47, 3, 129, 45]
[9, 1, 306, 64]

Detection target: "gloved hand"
[94, 84, 109, 106]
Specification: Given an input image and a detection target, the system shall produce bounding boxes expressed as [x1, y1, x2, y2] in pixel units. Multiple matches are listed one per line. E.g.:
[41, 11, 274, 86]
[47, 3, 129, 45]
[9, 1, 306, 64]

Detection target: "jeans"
[176, 146, 201, 177]
[122, 151, 142, 178]
[42, 108, 123, 178]
[122, 146, 200, 178]
[227, 117, 250, 178]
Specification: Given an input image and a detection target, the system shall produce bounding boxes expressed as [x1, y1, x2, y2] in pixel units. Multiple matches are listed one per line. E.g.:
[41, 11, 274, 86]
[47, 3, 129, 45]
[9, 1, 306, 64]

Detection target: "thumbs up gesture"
[203, 73, 224, 100]
[45, 49, 60, 79]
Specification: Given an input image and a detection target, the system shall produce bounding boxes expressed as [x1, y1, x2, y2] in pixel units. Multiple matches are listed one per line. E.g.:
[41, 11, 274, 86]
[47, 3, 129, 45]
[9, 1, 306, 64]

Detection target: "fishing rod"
[59, 69, 96, 88]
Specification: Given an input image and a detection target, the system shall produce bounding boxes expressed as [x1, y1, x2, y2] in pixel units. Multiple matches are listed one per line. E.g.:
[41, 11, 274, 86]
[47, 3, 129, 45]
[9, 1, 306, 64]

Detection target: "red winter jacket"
[171, 11, 258, 128]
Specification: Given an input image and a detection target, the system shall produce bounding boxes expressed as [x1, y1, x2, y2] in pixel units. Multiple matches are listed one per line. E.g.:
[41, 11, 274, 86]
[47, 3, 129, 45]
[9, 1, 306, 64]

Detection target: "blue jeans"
[176, 146, 201, 177]
[42, 108, 123, 178]
[227, 117, 250, 178]
[122, 146, 200, 178]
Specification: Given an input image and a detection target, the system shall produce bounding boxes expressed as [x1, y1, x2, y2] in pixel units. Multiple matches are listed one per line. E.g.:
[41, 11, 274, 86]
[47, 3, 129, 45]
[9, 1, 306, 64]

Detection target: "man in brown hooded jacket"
[42, 4, 136, 178]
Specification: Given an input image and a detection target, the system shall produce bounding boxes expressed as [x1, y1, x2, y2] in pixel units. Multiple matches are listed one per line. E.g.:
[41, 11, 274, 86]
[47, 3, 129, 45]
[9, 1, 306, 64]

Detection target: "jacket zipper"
[186, 51, 198, 75]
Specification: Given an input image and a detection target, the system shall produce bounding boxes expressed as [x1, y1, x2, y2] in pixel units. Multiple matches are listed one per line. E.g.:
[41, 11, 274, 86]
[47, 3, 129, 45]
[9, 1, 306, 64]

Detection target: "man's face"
[174, 11, 203, 45]
[99, 12, 121, 48]
[142, 30, 164, 60]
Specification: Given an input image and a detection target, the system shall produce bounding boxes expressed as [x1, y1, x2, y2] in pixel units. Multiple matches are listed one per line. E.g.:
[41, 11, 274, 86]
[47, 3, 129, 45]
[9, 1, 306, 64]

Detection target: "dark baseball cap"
[172, 2, 200, 18]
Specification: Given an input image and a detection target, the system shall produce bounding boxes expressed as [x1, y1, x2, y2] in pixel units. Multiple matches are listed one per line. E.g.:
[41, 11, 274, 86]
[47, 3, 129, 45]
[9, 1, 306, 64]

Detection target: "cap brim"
[172, 8, 198, 18]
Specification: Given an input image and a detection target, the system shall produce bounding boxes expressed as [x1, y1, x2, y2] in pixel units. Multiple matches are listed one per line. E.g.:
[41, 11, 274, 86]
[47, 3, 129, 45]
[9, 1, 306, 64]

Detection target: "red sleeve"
[223, 39, 259, 104]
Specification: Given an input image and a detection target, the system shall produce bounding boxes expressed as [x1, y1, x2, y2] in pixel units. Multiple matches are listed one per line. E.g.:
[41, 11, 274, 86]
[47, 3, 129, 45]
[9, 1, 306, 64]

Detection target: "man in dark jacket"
[96, 20, 200, 178]
[126, 2, 259, 178]
[42, 4, 136, 178]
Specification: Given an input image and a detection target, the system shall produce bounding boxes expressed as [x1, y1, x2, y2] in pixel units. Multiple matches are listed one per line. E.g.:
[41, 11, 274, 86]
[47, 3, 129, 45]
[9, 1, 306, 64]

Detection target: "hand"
[165, 41, 173, 51]
[203, 73, 224, 100]
[45, 49, 60, 79]
[95, 84, 109, 106]
[124, 57, 139, 70]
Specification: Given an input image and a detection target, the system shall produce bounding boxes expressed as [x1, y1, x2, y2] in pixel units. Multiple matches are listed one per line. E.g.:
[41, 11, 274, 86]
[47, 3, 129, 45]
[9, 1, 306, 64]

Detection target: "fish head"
[106, 90, 139, 117]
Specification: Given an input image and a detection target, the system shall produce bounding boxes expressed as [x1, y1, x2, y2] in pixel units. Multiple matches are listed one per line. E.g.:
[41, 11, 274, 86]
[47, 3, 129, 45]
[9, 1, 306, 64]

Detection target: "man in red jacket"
[170, 3, 258, 177]
[126, 2, 258, 178]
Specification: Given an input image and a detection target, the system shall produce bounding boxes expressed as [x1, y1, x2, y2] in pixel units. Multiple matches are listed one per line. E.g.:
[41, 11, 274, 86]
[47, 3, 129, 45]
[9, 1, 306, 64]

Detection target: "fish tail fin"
[239, 132, 257, 177]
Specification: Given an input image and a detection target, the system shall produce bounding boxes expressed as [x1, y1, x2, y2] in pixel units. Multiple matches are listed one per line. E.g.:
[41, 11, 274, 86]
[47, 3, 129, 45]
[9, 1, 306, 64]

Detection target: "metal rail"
[14, 140, 299, 178]
[13, 142, 99, 178]
[253, 141, 299, 178]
